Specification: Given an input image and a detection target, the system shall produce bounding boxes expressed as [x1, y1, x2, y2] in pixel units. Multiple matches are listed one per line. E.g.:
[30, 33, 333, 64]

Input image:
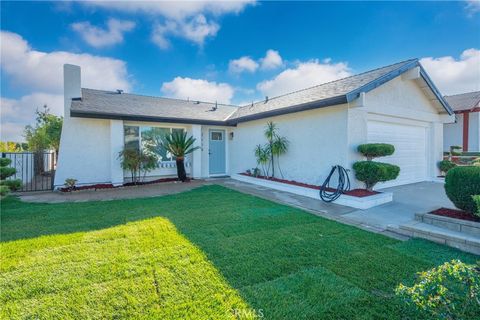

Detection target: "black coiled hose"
[319, 165, 351, 202]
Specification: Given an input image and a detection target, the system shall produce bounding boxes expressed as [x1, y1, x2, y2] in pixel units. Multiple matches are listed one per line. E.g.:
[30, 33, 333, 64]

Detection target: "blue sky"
[1, 1, 479, 141]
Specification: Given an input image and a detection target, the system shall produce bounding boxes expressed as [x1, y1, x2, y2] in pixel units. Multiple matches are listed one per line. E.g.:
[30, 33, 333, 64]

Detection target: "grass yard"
[1, 185, 478, 319]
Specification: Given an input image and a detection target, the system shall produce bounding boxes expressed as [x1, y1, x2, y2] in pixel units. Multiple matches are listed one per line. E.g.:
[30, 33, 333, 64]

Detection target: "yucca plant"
[161, 131, 199, 182]
[264, 121, 289, 178]
[254, 144, 270, 177]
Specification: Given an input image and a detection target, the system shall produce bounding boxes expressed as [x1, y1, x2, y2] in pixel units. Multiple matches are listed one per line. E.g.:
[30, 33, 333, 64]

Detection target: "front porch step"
[394, 221, 480, 255]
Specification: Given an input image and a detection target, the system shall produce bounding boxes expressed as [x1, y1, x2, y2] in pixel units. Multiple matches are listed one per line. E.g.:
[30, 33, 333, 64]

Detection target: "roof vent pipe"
[265, 96, 269, 103]
[116, 89, 123, 94]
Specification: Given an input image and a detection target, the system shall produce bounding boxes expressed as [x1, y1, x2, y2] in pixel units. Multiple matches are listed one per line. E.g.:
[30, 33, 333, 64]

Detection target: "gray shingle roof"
[444, 91, 480, 112]
[71, 89, 238, 125]
[70, 58, 451, 125]
[228, 59, 418, 121]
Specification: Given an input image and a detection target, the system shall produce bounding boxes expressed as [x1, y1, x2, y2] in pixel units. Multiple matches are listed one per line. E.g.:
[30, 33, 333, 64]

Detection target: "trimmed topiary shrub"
[357, 143, 395, 161]
[0, 157, 22, 196]
[353, 161, 400, 191]
[354, 143, 400, 190]
[0, 179, 22, 191]
[438, 160, 456, 175]
[445, 166, 480, 214]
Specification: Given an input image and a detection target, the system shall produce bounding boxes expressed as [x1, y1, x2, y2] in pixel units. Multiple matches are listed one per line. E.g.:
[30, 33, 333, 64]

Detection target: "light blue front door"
[209, 130, 226, 175]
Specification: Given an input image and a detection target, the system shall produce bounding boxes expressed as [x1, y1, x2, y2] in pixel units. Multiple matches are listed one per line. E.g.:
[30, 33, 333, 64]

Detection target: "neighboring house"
[55, 59, 454, 190]
[443, 91, 480, 152]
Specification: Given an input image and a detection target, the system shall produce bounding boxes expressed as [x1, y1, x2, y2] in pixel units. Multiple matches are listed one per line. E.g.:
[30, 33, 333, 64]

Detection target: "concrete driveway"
[341, 182, 454, 230]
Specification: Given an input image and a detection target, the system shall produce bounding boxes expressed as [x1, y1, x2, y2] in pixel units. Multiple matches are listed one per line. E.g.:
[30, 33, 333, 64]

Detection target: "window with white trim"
[123, 125, 185, 162]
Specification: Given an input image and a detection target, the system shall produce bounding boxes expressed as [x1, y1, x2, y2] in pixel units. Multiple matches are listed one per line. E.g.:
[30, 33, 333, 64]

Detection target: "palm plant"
[254, 144, 270, 177]
[272, 135, 289, 178]
[264, 122, 289, 178]
[161, 131, 199, 182]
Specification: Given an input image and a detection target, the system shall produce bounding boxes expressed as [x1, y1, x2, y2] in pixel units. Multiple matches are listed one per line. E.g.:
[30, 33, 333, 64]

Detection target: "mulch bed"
[430, 207, 480, 223]
[60, 177, 185, 192]
[240, 173, 378, 198]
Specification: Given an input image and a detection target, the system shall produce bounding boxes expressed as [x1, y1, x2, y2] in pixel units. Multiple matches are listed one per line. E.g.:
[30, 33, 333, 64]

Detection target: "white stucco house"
[55, 59, 454, 190]
[443, 91, 480, 152]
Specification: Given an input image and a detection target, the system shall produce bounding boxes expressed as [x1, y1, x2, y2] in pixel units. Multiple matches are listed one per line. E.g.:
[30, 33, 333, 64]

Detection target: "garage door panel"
[367, 120, 427, 189]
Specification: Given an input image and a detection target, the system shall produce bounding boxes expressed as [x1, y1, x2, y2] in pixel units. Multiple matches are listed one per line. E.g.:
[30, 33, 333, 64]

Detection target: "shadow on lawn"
[2, 185, 478, 319]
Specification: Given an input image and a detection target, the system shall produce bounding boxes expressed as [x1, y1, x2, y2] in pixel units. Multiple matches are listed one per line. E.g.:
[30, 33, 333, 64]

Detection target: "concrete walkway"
[342, 182, 455, 230]
[18, 180, 206, 203]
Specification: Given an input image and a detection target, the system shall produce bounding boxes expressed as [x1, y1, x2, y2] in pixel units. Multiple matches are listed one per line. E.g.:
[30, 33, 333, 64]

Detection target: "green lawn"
[1, 185, 478, 319]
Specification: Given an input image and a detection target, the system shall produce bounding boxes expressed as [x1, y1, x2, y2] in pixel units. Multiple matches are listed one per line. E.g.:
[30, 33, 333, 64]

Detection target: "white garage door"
[367, 120, 427, 189]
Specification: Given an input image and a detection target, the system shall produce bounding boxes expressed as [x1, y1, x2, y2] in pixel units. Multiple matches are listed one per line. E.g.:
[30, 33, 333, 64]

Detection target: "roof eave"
[418, 64, 454, 115]
[345, 59, 454, 116]
[70, 110, 236, 126]
[345, 59, 419, 102]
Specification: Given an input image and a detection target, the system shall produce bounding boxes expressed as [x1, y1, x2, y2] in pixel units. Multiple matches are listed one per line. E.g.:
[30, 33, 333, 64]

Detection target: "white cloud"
[151, 15, 219, 49]
[260, 49, 283, 70]
[229, 56, 259, 73]
[0, 31, 131, 94]
[71, 18, 135, 48]
[83, 1, 255, 49]
[84, 0, 255, 19]
[257, 59, 352, 97]
[1, 31, 132, 141]
[420, 48, 480, 95]
[1, 93, 63, 142]
[465, 0, 480, 16]
[161, 77, 234, 104]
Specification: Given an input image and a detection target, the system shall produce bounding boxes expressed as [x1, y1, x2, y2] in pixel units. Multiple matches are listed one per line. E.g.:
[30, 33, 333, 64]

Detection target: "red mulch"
[240, 173, 378, 198]
[430, 207, 480, 223]
[60, 177, 183, 192]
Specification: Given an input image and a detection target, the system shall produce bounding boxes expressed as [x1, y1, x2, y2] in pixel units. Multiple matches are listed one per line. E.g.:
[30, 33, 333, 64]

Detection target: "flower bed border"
[240, 173, 378, 197]
[416, 211, 480, 237]
[232, 173, 392, 209]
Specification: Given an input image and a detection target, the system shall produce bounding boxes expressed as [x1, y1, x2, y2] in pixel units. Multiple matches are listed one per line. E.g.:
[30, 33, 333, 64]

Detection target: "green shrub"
[473, 158, 480, 166]
[357, 143, 395, 160]
[450, 145, 462, 156]
[0, 185, 9, 197]
[438, 160, 456, 174]
[0, 157, 12, 167]
[0, 179, 22, 191]
[0, 167, 16, 180]
[395, 260, 480, 320]
[352, 161, 400, 191]
[445, 166, 480, 213]
[473, 195, 480, 217]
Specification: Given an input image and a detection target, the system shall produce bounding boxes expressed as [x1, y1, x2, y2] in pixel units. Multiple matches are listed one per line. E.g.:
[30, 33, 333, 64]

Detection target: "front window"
[123, 125, 184, 162]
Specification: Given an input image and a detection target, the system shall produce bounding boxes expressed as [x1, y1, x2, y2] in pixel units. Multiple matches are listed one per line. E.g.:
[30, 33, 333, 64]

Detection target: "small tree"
[0, 158, 22, 196]
[24, 105, 63, 174]
[118, 148, 158, 184]
[161, 131, 199, 182]
[353, 143, 400, 191]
